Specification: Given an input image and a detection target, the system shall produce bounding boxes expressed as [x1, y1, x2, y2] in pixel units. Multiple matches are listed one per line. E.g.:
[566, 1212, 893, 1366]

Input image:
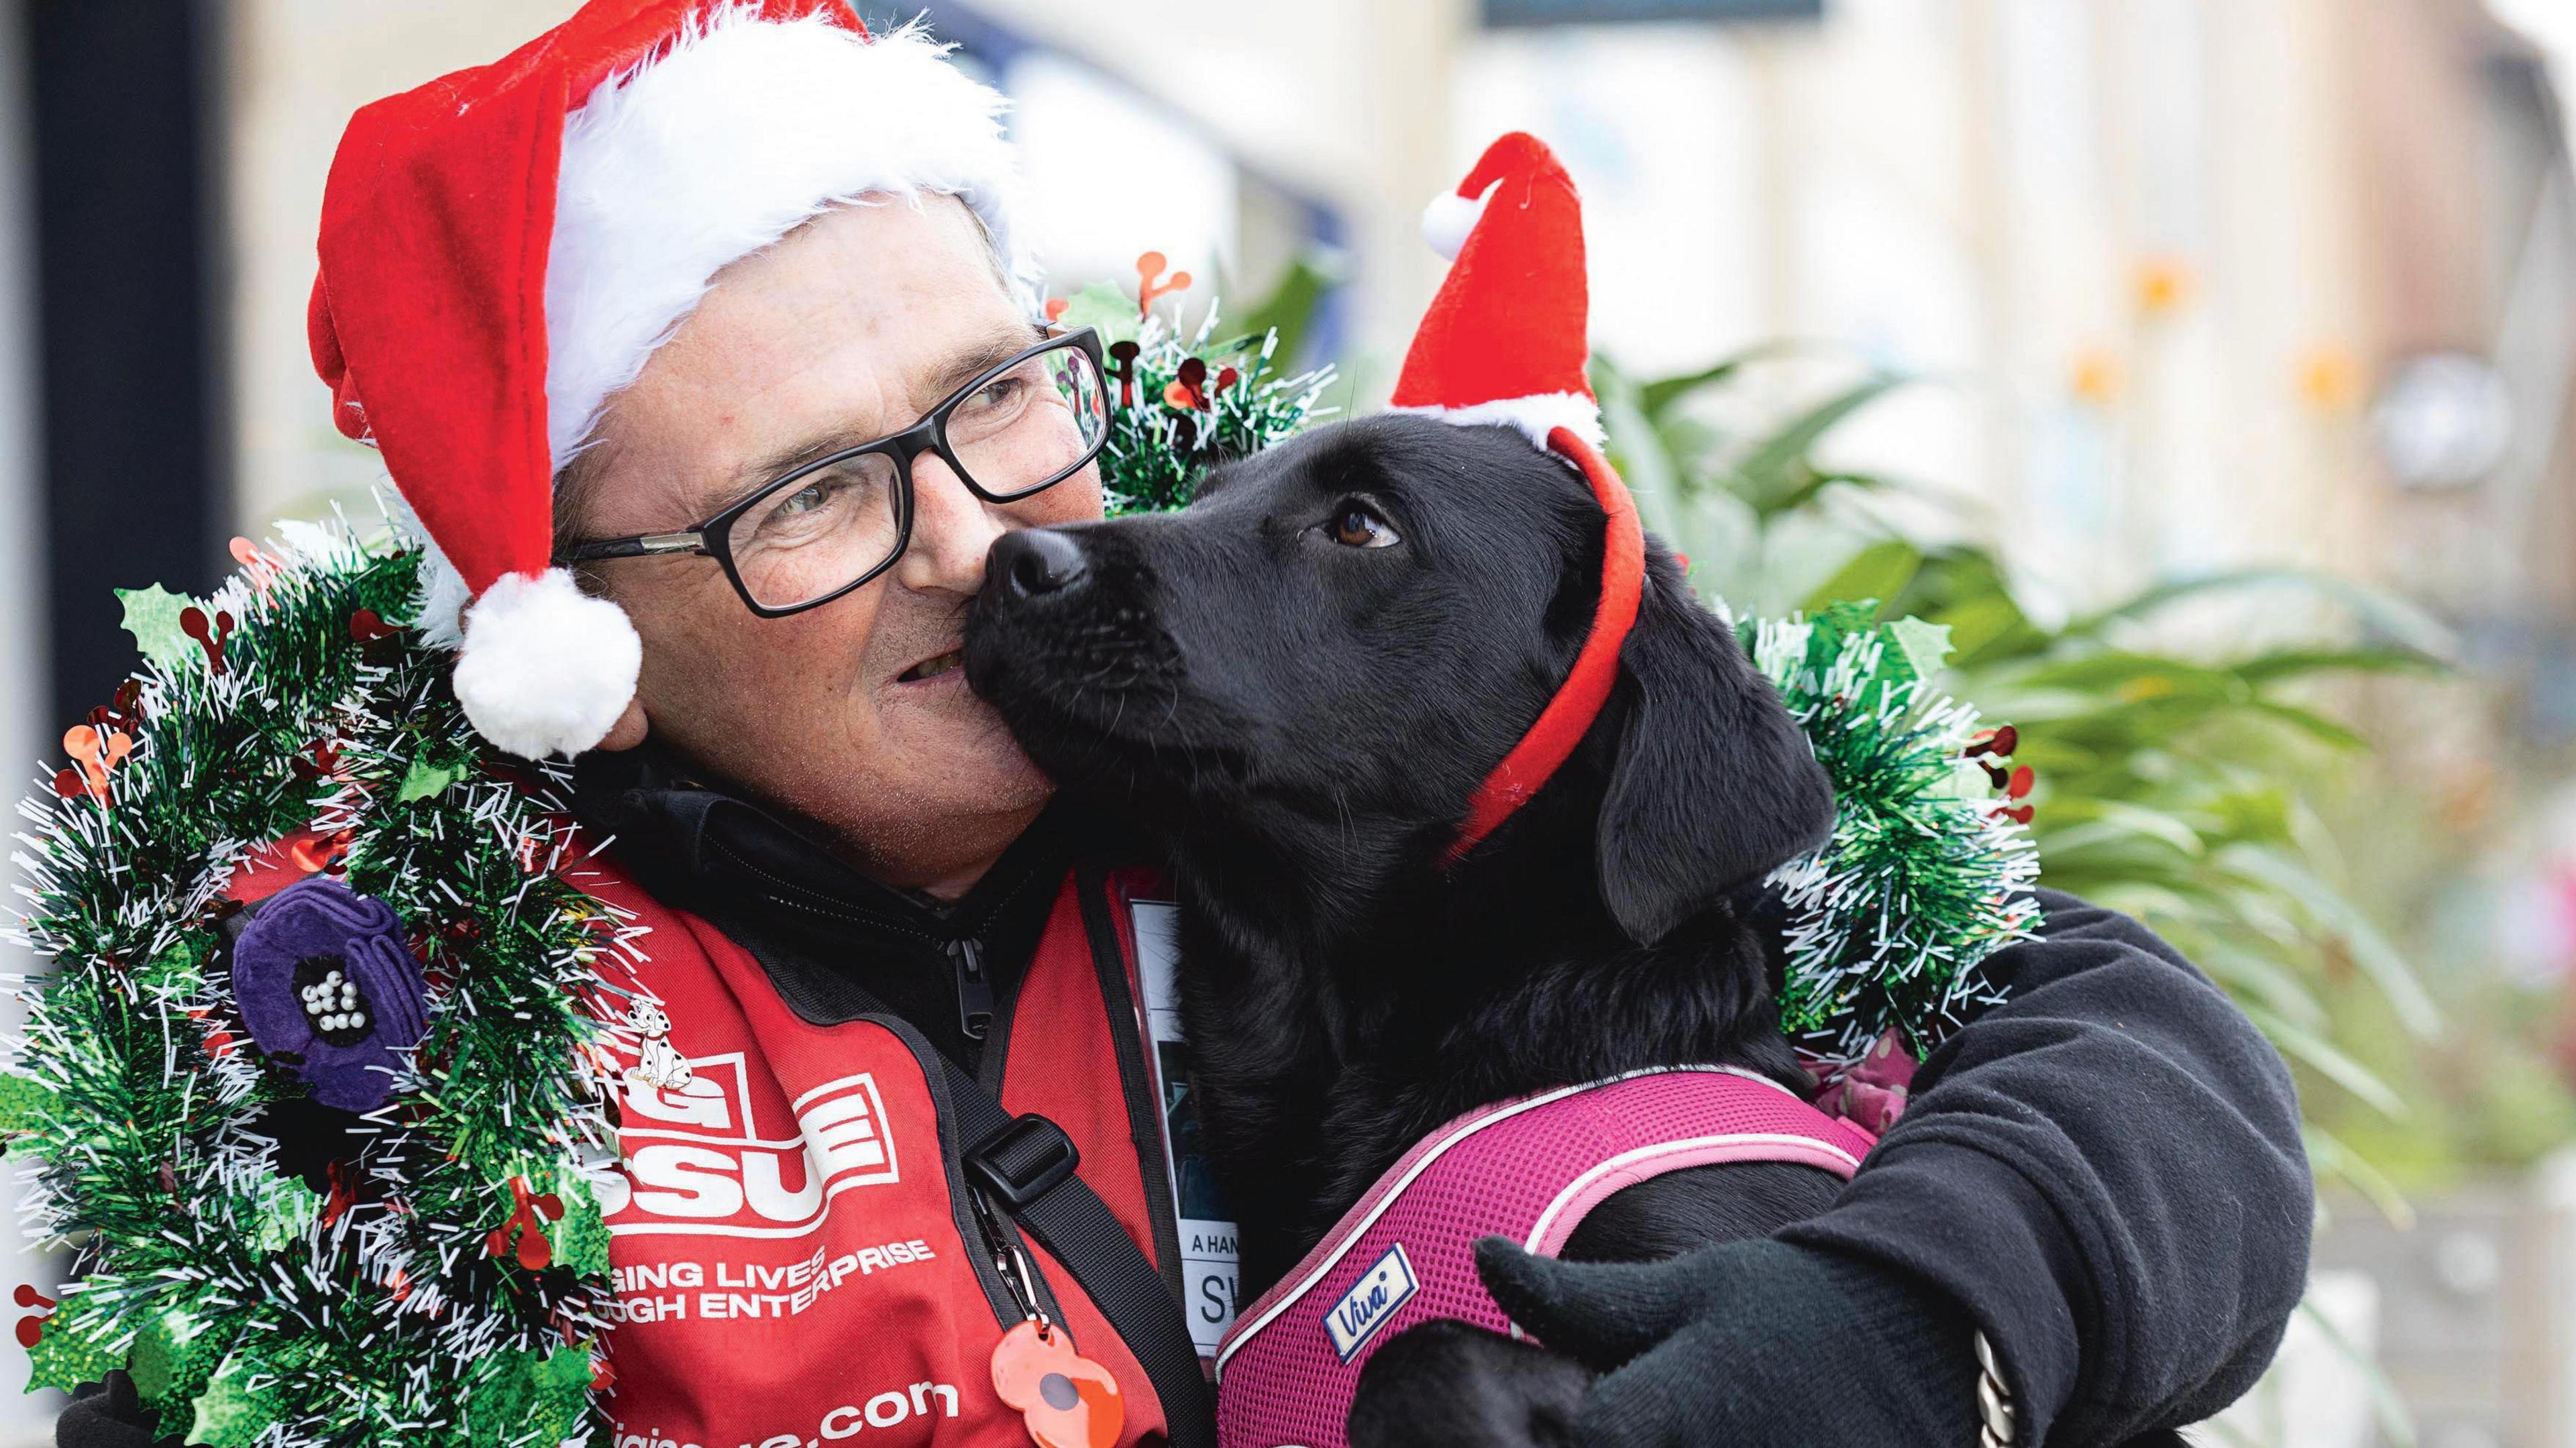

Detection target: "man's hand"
[58, 1372, 166, 1448]
[1351, 1236, 1980, 1447]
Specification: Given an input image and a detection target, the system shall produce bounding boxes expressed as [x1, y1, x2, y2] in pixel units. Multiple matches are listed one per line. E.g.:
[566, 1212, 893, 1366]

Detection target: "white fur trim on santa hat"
[1387, 391, 1606, 451]
[546, 7, 1034, 475]
[1421, 182, 1497, 262]
[451, 569, 643, 760]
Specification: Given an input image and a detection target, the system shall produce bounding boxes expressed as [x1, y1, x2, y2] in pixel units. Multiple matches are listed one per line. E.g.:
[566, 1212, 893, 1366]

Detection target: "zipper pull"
[949, 936, 994, 1041]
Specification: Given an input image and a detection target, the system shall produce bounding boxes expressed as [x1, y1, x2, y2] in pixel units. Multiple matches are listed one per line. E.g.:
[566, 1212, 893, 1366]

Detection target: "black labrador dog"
[964, 414, 1843, 1442]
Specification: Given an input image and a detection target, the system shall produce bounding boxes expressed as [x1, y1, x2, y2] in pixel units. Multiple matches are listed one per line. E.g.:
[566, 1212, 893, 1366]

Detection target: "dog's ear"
[1595, 559, 1836, 945]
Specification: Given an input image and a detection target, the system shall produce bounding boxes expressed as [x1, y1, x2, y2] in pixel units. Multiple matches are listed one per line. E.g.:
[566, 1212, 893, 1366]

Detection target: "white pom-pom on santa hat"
[451, 569, 643, 761]
[1421, 182, 1495, 262]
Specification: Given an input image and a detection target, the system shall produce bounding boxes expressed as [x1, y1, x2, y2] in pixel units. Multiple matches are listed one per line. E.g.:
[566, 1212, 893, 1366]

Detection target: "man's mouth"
[898, 647, 965, 683]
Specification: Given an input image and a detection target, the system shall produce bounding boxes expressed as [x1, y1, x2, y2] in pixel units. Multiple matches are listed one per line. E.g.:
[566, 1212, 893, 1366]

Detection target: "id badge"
[1129, 899, 1240, 1358]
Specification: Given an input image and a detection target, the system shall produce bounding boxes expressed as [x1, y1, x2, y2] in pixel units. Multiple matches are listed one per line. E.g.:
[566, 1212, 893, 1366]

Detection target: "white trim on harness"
[1523, 1131, 1864, 1254]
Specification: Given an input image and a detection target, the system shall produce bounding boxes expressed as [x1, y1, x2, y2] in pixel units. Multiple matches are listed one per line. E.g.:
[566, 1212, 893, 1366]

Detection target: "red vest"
[572, 855, 1204, 1448]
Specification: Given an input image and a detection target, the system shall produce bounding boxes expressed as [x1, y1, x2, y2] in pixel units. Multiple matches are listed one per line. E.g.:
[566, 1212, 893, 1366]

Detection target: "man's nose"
[898, 453, 1015, 592]
[986, 528, 1089, 602]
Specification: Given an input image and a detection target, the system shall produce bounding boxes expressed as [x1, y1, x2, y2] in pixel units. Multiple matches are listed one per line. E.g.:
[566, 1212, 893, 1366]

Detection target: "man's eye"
[959, 376, 1026, 418]
[1328, 500, 1399, 549]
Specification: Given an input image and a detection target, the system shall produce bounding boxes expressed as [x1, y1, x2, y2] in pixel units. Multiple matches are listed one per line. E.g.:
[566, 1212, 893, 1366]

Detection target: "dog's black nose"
[990, 528, 1089, 600]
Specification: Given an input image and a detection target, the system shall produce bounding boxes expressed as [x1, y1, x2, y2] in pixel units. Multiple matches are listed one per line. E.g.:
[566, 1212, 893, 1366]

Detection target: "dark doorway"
[26, 0, 225, 725]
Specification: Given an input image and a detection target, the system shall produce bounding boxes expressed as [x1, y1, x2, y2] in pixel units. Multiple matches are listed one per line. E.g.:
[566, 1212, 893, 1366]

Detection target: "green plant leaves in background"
[1597, 347, 2453, 1227]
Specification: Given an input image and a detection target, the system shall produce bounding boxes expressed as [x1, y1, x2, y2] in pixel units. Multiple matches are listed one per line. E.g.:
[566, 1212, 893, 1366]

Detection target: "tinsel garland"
[1747, 601, 2044, 1071]
[5, 524, 640, 1446]
[1049, 253, 1335, 515]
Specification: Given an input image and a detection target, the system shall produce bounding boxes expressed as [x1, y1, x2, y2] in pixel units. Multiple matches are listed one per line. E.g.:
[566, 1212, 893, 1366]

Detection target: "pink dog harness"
[1211, 1066, 1877, 1448]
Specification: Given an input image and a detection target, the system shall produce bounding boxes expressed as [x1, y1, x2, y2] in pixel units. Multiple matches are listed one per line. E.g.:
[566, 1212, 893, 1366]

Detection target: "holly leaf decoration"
[185, 1357, 270, 1448]
[115, 586, 200, 673]
[246, 1175, 320, 1253]
[1888, 616, 1954, 685]
[529, 1345, 595, 1443]
[23, 1300, 120, 1396]
[133, 934, 211, 994]
[128, 1308, 220, 1425]
[464, 1345, 593, 1448]
[1052, 281, 1142, 346]
[0, 1074, 58, 1144]
[396, 755, 462, 805]
[548, 1174, 612, 1278]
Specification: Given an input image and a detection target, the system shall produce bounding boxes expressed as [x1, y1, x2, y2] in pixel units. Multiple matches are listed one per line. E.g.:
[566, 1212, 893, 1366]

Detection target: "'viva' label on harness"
[1324, 1244, 1418, 1361]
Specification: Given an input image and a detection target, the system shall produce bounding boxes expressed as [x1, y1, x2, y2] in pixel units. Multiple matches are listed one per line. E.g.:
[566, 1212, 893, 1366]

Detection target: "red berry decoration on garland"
[58, 725, 131, 807]
[178, 606, 234, 675]
[87, 679, 143, 736]
[1133, 249, 1191, 315]
[13, 1284, 53, 1348]
[1164, 356, 1210, 410]
[228, 537, 281, 595]
[1107, 339, 1140, 409]
[486, 1176, 566, 1271]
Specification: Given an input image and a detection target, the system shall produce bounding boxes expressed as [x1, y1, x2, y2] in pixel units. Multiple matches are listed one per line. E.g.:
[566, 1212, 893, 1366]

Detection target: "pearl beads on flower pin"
[301, 968, 367, 1034]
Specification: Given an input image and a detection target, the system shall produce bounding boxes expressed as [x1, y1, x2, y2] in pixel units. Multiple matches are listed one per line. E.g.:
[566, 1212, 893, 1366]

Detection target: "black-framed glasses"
[559, 328, 1111, 617]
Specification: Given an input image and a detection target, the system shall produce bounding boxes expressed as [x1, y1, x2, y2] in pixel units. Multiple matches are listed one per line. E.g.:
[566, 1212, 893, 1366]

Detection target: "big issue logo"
[590, 1054, 902, 1239]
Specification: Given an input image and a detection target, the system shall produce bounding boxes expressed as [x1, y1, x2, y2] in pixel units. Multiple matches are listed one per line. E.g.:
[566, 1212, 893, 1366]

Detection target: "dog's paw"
[1347, 1319, 1592, 1448]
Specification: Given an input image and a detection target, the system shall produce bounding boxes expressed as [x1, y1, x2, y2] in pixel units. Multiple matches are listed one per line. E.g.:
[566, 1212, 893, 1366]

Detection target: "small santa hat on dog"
[1392, 132, 1646, 859]
[308, 0, 1032, 759]
[1390, 131, 1605, 451]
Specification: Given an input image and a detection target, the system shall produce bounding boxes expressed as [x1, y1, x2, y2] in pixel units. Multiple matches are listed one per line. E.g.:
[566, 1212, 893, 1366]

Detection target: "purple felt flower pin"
[229, 875, 429, 1113]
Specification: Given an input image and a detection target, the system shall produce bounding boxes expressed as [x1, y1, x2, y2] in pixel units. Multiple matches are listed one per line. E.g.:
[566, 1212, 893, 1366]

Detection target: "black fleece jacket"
[1778, 887, 2312, 1443]
[63, 756, 2308, 1446]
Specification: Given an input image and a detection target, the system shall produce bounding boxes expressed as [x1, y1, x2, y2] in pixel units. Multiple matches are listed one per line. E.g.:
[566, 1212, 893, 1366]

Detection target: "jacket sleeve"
[1776, 889, 2312, 1445]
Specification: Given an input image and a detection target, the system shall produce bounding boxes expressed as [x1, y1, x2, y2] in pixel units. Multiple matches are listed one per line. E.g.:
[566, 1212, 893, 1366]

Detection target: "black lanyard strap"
[949, 1066, 1218, 1446]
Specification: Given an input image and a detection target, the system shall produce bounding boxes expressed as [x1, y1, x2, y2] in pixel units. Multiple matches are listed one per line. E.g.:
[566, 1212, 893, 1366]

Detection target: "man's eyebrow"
[717, 323, 1047, 506]
[916, 323, 1049, 409]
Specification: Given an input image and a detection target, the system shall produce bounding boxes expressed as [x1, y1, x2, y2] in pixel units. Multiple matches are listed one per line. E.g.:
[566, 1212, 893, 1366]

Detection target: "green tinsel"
[8, 521, 633, 1445]
[1746, 601, 2044, 1070]
[1049, 277, 1334, 515]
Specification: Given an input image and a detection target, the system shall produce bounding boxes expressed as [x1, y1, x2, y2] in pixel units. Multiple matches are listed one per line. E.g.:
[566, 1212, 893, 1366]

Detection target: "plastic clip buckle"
[969, 1113, 1081, 1210]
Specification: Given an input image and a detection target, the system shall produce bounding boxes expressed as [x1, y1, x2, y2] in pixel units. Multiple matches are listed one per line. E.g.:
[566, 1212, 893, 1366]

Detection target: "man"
[66, 2, 2308, 1445]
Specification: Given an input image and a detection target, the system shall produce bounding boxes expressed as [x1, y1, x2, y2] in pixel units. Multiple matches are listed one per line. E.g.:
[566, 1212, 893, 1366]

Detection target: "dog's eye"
[1328, 500, 1400, 549]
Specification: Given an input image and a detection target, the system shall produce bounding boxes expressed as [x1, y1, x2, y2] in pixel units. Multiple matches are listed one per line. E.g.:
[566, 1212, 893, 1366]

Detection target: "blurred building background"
[3, 0, 2576, 1443]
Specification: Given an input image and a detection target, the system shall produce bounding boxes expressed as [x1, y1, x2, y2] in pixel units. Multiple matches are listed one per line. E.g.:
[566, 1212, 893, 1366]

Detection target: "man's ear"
[1596, 555, 1836, 945]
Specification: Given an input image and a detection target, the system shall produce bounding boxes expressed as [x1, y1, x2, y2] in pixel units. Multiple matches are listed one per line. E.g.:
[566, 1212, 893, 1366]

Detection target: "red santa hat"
[1395, 133, 1645, 859]
[1389, 131, 1605, 450]
[308, 0, 1032, 759]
